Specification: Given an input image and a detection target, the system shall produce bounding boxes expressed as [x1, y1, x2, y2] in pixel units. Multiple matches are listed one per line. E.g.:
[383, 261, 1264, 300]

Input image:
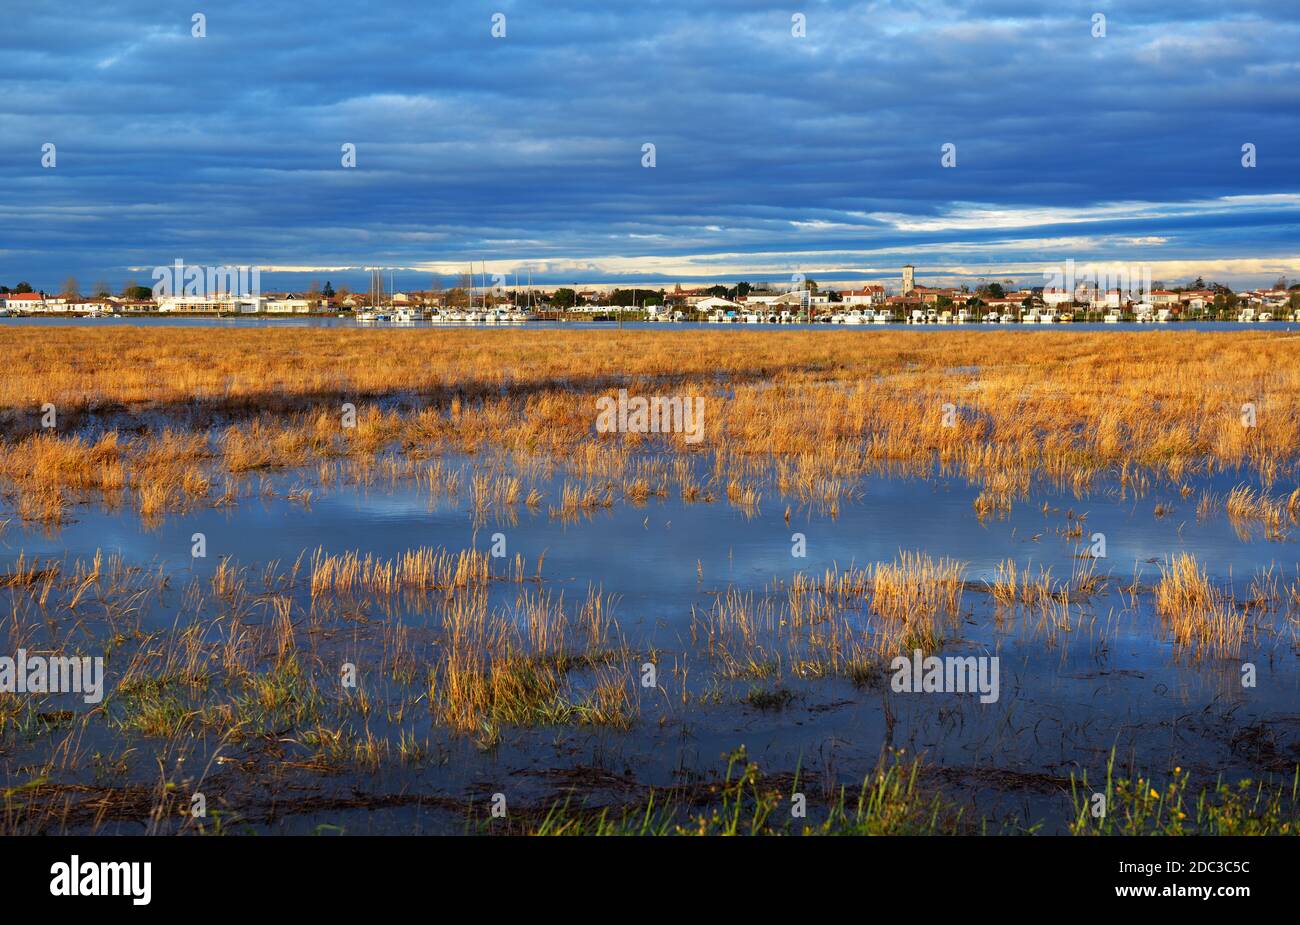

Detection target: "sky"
[3, 0, 1299, 293]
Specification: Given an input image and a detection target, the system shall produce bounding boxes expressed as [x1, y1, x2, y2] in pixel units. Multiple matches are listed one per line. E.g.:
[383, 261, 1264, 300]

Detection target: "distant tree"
[1213, 292, 1239, 317]
[549, 288, 576, 309]
[936, 295, 954, 310]
[1274, 276, 1288, 290]
[14, 281, 33, 293]
[706, 285, 729, 298]
[120, 277, 152, 300]
[61, 276, 80, 299]
[92, 280, 111, 298]
[611, 288, 661, 307]
[985, 283, 1005, 299]
[322, 280, 335, 297]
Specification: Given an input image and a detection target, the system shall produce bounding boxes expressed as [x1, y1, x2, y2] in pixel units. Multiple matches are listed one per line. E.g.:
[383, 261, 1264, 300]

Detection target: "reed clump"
[1154, 554, 1247, 655]
[868, 552, 965, 652]
[308, 546, 516, 596]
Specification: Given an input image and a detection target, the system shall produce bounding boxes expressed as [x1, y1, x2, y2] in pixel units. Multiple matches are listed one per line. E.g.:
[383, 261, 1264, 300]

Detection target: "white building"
[158, 295, 264, 313]
[1089, 290, 1124, 310]
[696, 296, 742, 312]
[1, 293, 48, 311]
[841, 287, 886, 306]
[265, 299, 312, 314]
[5, 294, 74, 312]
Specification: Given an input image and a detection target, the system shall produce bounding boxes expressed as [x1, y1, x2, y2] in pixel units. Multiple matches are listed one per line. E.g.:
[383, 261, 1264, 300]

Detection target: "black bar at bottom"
[0, 835, 1281, 911]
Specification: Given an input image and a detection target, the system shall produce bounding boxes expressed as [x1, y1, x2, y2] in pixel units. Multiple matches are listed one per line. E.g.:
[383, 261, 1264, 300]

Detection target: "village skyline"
[7, 260, 1299, 325]
[6, 255, 1300, 302]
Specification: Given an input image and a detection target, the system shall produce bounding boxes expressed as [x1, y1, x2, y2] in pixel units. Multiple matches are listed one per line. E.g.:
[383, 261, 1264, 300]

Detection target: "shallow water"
[12, 462, 1295, 602]
[3, 452, 1297, 833]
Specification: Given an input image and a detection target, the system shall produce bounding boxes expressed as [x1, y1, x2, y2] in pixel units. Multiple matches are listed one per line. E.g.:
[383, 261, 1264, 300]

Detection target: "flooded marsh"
[2, 327, 1299, 835]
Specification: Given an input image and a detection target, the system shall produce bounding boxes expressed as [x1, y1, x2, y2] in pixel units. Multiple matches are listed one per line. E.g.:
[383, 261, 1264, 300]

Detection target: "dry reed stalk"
[1154, 554, 1247, 654]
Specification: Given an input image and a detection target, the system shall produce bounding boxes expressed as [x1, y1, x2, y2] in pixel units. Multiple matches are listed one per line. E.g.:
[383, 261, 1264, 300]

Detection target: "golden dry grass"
[308, 545, 516, 596]
[1154, 553, 1248, 655]
[2, 328, 1298, 523]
